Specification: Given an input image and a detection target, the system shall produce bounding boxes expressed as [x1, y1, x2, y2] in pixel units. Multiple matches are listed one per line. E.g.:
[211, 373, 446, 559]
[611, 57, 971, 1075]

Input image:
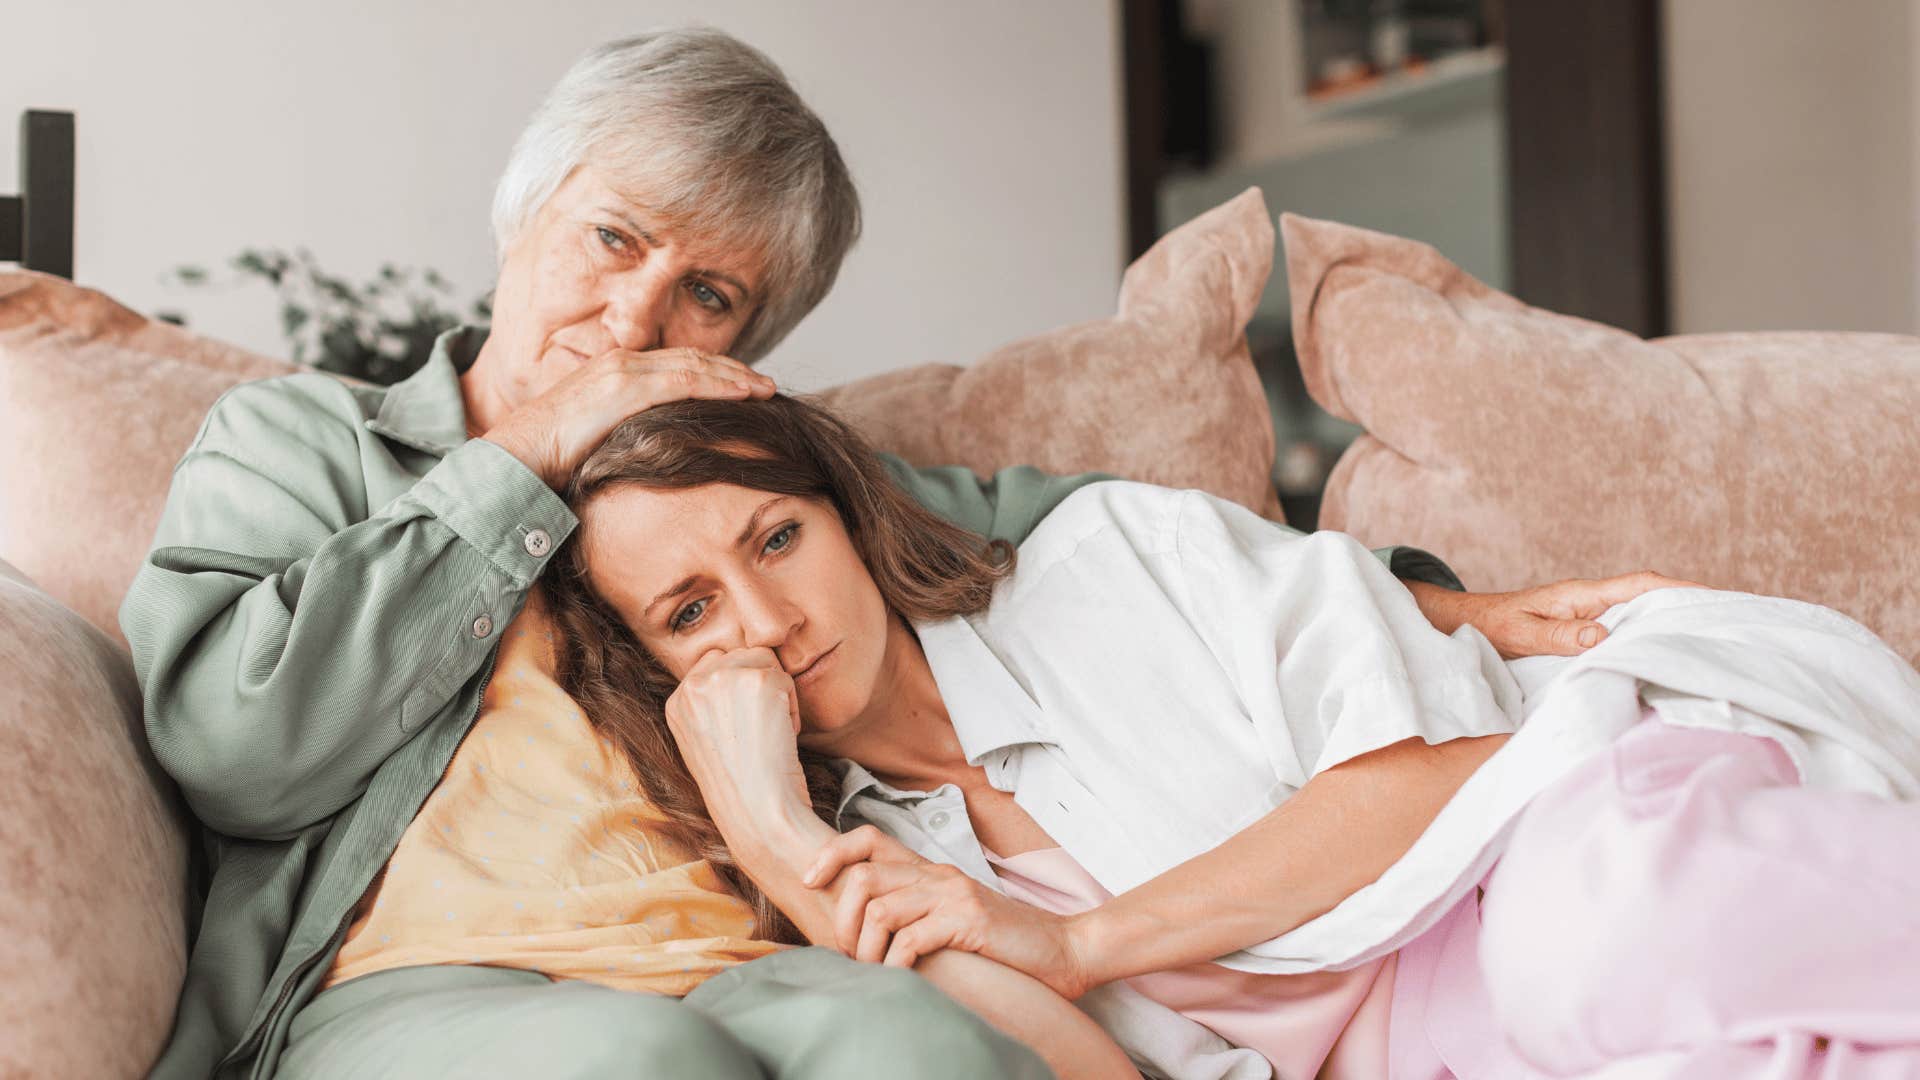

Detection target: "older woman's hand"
[802, 825, 1095, 1000]
[1425, 570, 1711, 659]
[484, 347, 776, 489]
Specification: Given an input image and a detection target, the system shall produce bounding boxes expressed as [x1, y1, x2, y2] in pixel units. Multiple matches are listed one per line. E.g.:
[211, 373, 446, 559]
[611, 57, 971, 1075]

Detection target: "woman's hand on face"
[485, 347, 776, 489]
[663, 646, 809, 822]
[802, 825, 1097, 1001]
[1467, 570, 1710, 659]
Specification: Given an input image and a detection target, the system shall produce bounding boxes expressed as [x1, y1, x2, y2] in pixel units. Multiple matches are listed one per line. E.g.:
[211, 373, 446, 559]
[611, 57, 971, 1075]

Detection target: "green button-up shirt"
[120, 327, 1461, 1079]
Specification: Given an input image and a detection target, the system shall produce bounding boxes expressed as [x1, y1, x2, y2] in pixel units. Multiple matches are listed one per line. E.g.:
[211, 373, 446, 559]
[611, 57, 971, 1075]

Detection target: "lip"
[792, 644, 838, 685]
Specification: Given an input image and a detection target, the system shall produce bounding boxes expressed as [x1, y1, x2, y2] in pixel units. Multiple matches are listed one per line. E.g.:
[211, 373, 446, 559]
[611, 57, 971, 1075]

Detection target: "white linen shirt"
[838, 480, 1524, 966]
[837, 481, 1920, 1078]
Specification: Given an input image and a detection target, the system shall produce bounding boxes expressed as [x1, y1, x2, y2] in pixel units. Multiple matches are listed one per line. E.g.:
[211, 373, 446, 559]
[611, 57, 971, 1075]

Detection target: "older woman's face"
[487, 166, 769, 407]
[581, 483, 901, 739]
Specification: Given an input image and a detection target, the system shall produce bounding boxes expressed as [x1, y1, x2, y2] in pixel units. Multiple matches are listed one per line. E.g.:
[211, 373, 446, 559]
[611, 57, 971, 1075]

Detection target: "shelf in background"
[1305, 46, 1505, 124]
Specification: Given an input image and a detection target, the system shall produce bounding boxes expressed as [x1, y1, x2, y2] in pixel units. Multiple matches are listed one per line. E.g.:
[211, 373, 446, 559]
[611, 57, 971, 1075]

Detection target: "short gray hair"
[491, 28, 861, 363]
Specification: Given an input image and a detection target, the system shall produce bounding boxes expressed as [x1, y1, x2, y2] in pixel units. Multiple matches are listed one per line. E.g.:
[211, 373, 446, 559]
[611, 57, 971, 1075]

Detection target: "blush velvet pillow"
[817, 187, 1279, 518]
[1282, 212, 1920, 666]
[0, 271, 298, 643]
[0, 557, 191, 1080]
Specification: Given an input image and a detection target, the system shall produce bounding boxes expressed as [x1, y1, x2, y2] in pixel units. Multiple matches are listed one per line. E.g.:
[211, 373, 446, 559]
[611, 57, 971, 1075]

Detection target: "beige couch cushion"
[0, 271, 297, 644]
[818, 187, 1279, 518]
[0, 557, 191, 1078]
[1282, 211, 1920, 667]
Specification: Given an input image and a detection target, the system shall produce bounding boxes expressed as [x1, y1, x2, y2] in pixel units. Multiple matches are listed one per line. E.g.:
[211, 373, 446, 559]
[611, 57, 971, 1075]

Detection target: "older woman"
[124, 26, 1670, 1080]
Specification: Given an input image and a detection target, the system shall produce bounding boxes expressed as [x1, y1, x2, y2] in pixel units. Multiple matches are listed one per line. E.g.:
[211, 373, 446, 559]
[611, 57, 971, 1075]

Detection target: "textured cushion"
[818, 188, 1280, 518]
[1282, 212, 1920, 667]
[0, 271, 297, 644]
[0, 557, 192, 1077]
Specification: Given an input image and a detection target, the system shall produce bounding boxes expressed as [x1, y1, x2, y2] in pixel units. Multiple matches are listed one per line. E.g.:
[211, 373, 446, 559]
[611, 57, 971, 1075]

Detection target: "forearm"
[719, 802, 847, 945]
[1069, 733, 1509, 987]
[128, 438, 575, 837]
[1405, 578, 1488, 635]
[722, 807, 1134, 1079]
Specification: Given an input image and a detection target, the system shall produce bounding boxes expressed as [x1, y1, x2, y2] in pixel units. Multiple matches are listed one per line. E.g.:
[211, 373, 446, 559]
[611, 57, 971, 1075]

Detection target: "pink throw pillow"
[1282, 212, 1920, 667]
[818, 188, 1279, 518]
[0, 272, 297, 643]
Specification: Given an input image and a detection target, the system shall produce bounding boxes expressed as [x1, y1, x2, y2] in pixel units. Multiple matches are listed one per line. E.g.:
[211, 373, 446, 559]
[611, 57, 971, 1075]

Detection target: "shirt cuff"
[409, 438, 579, 586]
[1387, 545, 1465, 593]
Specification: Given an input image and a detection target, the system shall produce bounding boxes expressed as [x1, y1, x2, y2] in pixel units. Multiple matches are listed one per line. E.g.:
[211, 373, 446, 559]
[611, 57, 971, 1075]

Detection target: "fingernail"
[1578, 626, 1601, 647]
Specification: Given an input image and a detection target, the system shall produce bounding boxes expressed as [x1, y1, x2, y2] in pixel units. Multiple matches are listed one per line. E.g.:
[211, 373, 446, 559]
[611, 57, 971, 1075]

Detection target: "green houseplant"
[165, 249, 492, 385]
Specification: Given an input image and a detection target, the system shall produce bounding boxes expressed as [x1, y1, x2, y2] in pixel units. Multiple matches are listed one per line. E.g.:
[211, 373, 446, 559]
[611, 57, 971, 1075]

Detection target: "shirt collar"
[831, 616, 1047, 824]
[832, 759, 924, 826]
[365, 324, 488, 455]
[911, 613, 1050, 764]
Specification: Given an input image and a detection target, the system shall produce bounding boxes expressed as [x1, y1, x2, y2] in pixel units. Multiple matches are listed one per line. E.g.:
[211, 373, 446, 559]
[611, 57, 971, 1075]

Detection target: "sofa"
[4, 196, 1918, 1077]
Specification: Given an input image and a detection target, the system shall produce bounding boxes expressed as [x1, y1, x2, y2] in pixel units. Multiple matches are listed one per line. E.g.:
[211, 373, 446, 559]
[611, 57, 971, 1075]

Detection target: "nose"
[602, 262, 676, 353]
[733, 585, 804, 661]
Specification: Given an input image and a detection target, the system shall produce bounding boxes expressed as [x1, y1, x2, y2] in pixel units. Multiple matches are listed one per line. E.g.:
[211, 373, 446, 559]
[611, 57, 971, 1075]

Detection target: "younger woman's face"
[579, 482, 901, 736]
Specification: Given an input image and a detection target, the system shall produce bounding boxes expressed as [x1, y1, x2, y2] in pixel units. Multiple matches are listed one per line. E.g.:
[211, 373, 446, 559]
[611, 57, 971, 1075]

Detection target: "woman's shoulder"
[1015, 479, 1189, 560]
[1016, 480, 1308, 566]
[193, 370, 373, 462]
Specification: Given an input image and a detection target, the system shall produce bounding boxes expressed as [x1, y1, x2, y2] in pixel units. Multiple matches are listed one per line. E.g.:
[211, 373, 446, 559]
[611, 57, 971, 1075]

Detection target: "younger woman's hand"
[664, 647, 809, 820]
[802, 825, 1097, 1000]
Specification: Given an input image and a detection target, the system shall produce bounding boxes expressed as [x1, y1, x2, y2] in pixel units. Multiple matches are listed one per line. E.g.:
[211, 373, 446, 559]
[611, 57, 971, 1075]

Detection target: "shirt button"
[471, 614, 494, 639]
[928, 811, 951, 830]
[523, 529, 552, 558]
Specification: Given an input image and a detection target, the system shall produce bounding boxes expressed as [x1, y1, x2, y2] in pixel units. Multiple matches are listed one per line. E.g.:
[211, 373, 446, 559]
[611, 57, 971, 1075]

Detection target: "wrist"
[1408, 580, 1489, 635]
[715, 795, 836, 878]
[482, 428, 560, 490]
[1062, 908, 1116, 993]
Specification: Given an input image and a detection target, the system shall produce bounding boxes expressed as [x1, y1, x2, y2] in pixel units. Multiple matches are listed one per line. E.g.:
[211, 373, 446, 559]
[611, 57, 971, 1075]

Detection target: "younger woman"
[548, 395, 1920, 1079]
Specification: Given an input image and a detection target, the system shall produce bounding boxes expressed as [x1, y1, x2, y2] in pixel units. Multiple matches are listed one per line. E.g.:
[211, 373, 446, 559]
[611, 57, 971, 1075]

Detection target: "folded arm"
[708, 791, 1138, 1080]
[806, 731, 1508, 999]
[122, 381, 575, 839]
[1067, 731, 1508, 987]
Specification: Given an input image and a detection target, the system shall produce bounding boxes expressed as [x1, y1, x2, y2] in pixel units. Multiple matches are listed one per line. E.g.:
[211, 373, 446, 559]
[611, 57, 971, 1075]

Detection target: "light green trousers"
[274, 947, 1053, 1079]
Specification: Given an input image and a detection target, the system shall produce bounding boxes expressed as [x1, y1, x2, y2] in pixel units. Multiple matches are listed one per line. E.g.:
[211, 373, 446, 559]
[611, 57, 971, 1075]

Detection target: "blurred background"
[4, 1, 1915, 523]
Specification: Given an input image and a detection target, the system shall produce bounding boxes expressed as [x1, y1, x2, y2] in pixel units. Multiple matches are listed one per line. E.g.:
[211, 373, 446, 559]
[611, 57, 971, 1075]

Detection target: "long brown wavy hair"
[545, 395, 1014, 943]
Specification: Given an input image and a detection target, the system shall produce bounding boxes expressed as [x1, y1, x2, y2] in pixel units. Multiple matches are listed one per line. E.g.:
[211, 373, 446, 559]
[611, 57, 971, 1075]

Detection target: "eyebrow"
[641, 497, 787, 621]
[602, 206, 754, 305]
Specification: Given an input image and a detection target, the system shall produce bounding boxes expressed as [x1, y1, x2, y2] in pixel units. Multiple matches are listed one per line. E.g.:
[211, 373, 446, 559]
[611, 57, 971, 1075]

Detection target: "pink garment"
[1394, 717, 1920, 1079]
[983, 845, 1396, 1079]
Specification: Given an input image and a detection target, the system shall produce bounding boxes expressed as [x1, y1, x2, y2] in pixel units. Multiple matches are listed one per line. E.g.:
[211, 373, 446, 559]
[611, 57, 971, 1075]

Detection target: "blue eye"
[669, 597, 707, 632]
[595, 226, 627, 252]
[764, 523, 798, 554]
[689, 280, 730, 312]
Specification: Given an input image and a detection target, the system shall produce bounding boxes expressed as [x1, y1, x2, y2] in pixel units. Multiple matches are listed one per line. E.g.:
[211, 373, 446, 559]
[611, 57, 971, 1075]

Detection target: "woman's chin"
[796, 707, 857, 747]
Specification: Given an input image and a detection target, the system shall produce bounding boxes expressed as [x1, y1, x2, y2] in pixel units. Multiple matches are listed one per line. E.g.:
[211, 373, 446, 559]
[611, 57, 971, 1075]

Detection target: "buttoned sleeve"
[1170, 489, 1517, 788]
[119, 376, 577, 840]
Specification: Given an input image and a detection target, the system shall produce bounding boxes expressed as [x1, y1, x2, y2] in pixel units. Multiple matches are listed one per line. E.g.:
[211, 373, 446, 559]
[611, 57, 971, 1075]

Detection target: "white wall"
[1, 1, 1124, 391]
[1663, 0, 1917, 334]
